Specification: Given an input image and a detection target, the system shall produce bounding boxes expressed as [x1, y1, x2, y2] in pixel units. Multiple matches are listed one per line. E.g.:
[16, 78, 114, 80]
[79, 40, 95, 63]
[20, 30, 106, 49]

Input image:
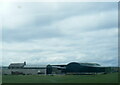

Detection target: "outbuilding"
[66, 62, 105, 74]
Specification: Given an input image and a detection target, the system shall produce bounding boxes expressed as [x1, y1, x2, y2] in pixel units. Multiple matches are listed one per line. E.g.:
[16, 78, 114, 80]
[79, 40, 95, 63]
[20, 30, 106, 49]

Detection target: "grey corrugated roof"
[68, 62, 101, 67]
[24, 65, 47, 67]
[80, 63, 100, 67]
[52, 66, 66, 69]
[23, 65, 46, 69]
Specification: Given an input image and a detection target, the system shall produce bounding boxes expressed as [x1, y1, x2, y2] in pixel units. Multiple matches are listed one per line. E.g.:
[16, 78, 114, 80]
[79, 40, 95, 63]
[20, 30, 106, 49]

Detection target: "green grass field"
[2, 73, 119, 83]
[0, 76, 2, 84]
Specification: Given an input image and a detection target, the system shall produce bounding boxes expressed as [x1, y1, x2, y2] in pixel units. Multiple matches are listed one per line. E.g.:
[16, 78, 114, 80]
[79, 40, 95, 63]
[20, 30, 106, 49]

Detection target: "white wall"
[2, 68, 46, 75]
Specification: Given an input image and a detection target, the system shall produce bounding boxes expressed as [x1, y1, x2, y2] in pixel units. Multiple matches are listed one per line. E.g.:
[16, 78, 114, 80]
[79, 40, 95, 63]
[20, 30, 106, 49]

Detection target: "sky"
[0, 2, 118, 66]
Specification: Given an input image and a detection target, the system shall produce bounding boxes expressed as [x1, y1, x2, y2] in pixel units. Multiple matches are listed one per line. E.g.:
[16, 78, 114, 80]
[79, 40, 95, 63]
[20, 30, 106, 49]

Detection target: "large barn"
[2, 62, 46, 75]
[2, 62, 118, 75]
[65, 62, 105, 74]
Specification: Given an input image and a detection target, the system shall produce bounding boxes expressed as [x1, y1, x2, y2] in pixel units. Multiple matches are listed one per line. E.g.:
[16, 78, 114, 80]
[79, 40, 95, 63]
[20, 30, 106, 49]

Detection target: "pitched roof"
[9, 63, 25, 68]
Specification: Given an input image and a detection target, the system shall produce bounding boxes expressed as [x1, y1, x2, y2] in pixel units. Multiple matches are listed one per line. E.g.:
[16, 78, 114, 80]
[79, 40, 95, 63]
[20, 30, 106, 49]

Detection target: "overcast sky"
[1, 2, 118, 66]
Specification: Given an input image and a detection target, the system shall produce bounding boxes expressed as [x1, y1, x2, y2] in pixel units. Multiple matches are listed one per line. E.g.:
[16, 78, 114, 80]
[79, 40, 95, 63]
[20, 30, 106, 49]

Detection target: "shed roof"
[24, 65, 46, 69]
[67, 62, 101, 67]
[80, 63, 100, 67]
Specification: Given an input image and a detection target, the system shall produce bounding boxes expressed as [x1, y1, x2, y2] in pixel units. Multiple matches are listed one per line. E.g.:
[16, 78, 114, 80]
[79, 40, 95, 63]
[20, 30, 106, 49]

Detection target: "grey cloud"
[3, 9, 117, 42]
[14, 2, 117, 16]
[2, 26, 64, 42]
[3, 2, 118, 30]
[2, 2, 118, 66]
[3, 49, 44, 53]
[56, 2, 117, 16]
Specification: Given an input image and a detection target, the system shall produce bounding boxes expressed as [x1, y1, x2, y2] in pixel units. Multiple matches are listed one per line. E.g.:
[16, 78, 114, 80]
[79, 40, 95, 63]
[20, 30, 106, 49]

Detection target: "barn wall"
[2, 68, 46, 75]
[2, 68, 11, 75]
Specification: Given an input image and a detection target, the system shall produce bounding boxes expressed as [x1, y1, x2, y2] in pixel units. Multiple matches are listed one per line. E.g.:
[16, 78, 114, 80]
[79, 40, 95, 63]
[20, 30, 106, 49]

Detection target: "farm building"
[8, 62, 26, 69]
[2, 62, 46, 75]
[46, 64, 66, 74]
[1, 62, 118, 75]
[65, 62, 105, 74]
